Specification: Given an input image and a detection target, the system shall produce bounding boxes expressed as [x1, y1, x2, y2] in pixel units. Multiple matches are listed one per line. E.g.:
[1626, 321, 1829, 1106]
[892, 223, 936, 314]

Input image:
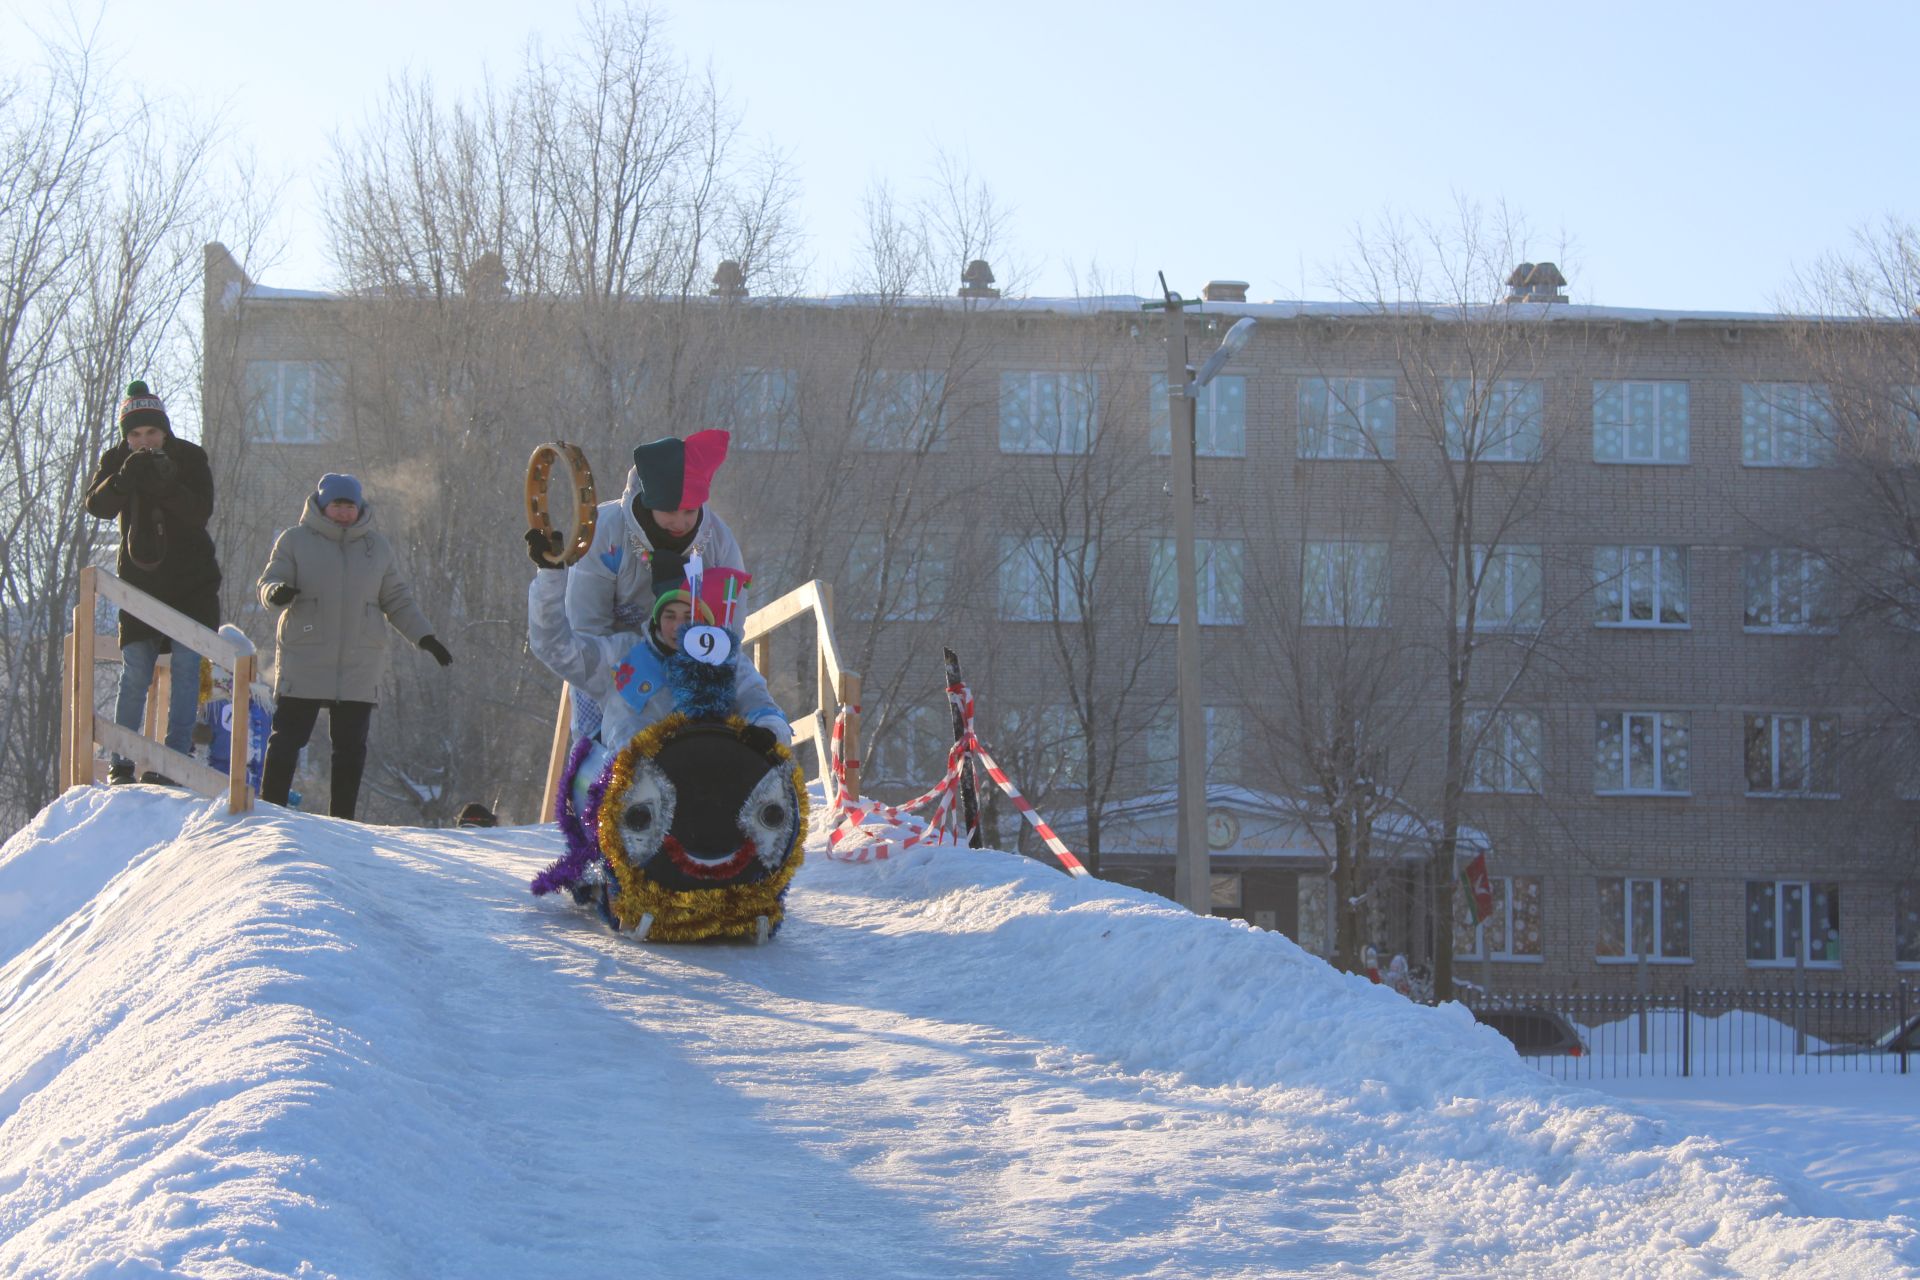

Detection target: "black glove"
[266, 584, 299, 607]
[525, 528, 565, 568]
[133, 450, 175, 493]
[419, 635, 454, 667]
[114, 450, 150, 493]
[741, 724, 778, 755]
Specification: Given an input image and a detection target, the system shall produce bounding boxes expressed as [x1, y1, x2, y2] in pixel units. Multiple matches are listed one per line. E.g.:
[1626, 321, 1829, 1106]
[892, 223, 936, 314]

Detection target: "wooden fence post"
[72, 568, 98, 788]
[838, 670, 863, 805]
[229, 653, 255, 814]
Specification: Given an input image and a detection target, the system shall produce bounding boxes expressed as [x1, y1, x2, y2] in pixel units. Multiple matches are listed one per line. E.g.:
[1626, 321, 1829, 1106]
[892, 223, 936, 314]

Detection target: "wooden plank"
[92, 569, 252, 666]
[542, 685, 573, 822]
[740, 581, 823, 640]
[229, 653, 255, 815]
[93, 717, 232, 799]
[58, 629, 74, 792]
[838, 670, 863, 804]
[72, 569, 98, 790]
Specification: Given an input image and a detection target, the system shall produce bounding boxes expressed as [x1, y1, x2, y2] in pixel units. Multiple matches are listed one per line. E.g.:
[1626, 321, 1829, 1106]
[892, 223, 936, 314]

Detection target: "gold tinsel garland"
[596, 713, 809, 941]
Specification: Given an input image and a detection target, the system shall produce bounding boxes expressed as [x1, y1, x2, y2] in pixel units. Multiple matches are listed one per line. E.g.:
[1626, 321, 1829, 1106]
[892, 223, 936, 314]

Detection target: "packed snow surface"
[1, 788, 1916, 1278]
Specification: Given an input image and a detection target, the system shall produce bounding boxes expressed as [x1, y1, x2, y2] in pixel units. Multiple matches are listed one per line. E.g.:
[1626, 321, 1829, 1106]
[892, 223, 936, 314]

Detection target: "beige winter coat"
[257, 499, 435, 703]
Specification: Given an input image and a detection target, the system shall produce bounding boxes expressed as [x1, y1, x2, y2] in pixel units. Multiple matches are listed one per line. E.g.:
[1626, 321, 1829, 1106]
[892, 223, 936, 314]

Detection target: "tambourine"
[524, 441, 598, 567]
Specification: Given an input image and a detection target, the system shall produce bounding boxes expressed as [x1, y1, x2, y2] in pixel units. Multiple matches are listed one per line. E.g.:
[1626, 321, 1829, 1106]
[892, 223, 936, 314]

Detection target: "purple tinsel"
[531, 736, 612, 896]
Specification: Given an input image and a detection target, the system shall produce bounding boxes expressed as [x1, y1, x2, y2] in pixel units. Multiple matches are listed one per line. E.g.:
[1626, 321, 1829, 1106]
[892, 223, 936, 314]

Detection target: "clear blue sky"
[9, 0, 1917, 310]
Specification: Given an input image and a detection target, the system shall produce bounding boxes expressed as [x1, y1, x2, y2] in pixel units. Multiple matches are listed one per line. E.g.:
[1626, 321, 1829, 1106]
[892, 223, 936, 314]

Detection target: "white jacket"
[528, 569, 788, 749]
[563, 466, 748, 638]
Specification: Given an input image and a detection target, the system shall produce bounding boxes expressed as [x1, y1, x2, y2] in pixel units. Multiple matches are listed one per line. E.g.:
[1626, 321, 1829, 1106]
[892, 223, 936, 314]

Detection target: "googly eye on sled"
[536, 715, 807, 944]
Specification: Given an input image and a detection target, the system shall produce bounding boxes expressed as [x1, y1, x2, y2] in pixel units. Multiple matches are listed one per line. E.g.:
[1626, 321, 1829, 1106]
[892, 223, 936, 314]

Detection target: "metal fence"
[1462, 985, 1916, 1079]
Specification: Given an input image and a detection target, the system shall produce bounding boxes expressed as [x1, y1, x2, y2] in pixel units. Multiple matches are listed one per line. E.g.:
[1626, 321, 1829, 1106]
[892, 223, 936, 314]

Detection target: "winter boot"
[107, 761, 135, 786]
[139, 770, 179, 787]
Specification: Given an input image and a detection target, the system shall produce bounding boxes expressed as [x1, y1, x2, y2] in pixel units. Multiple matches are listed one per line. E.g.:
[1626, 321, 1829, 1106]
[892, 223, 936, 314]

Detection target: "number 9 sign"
[683, 624, 732, 666]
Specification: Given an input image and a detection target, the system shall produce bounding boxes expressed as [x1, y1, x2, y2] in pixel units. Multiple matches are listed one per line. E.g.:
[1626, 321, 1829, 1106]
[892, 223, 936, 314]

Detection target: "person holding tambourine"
[548, 429, 749, 740]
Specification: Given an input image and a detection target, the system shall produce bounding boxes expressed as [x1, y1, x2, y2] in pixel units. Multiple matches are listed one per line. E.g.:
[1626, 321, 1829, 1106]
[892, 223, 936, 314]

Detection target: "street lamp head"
[1192, 316, 1256, 388]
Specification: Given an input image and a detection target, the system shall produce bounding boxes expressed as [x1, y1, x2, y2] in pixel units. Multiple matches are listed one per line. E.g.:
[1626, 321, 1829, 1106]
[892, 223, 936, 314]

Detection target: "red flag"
[1459, 851, 1494, 926]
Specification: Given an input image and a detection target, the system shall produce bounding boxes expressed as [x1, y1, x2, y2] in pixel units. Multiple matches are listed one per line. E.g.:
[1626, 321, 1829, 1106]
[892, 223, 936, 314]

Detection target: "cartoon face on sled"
[546, 714, 807, 942]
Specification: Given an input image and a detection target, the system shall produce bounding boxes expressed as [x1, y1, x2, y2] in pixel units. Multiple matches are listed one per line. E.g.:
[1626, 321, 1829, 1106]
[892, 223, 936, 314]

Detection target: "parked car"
[1812, 1014, 1920, 1056]
[1473, 1006, 1586, 1057]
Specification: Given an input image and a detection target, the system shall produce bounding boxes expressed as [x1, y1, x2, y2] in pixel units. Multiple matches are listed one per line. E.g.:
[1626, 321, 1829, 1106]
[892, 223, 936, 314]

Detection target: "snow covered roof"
[1058, 784, 1491, 858]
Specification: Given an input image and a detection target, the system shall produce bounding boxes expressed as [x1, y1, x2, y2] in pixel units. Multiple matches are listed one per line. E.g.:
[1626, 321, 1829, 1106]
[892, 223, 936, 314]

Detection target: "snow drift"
[0, 788, 1914, 1278]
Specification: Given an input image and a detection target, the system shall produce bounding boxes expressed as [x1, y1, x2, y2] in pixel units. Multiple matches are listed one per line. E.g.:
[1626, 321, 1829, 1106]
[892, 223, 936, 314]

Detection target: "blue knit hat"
[316, 473, 363, 509]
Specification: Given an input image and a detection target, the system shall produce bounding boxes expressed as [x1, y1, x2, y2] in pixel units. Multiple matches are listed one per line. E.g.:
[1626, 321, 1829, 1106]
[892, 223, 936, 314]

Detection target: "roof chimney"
[1202, 280, 1249, 303]
[710, 259, 747, 299]
[1505, 261, 1567, 304]
[959, 259, 1000, 299]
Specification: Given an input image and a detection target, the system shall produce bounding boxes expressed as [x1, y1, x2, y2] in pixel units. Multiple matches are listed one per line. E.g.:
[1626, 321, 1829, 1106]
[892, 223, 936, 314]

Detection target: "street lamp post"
[1154, 275, 1253, 915]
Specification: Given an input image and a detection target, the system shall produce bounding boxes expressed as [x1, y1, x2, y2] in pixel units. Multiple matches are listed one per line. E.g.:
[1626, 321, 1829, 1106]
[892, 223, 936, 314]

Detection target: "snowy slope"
[0, 789, 1915, 1279]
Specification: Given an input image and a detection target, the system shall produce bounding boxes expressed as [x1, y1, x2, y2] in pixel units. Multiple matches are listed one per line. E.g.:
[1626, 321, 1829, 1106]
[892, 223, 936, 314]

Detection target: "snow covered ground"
[1, 786, 1917, 1278]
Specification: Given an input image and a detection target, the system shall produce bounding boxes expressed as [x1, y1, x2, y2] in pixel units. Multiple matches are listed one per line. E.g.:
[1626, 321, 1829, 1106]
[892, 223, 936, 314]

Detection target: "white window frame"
[868, 704, 951, 785]
[1898, 881, 1920, 968]
[854, 369, 947, 452]
[1001, 704, 1088, 788]
[1000, 370, 1098, 455]
[1743, 548, 1835, 633]
[1746, 879, 1843, 968]
[1744, 712, 1839, 798]
[1301, 541, 1389, 627]
[1445, 378, 1543, 462]
[1596, 876, 1692, 963]
[1455, 874, 1544, 962]
[244, 359, 344, 444]
[1462, 544, 1543, 631]
[1465, 708, 1544, 794]
[1298, 376, 1396, 460]
[1594, 710, 1691, 796]
[998, 535, 1093, 622]
[1146, 705, 1244, 791]
[1594, 545, 1690, 629]
[1150, 372, 1247, 457]
[709, 367, 799, 451]
[1742, 382, 1834, 468]
[1592, 380, 1690, 465]
[847, 532, 948, 623]
[1149, 538, 1245, 625]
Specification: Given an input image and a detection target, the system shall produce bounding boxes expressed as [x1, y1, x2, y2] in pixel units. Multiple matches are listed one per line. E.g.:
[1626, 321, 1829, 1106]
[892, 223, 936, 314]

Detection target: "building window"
[1593, 380, 1689, 464]
[1146, 705, 1245, 791]
[1299, 376, 1395, 460]
[1000, 704, 1088, 789]
[1150, 373, 1246, 457]
[1742, 382, 1834, 467]
[999, 535, 1093, 622]
[1744, 713, 1839, 797]
[1465, 708, 1544, 794]
[1597, 877, 1691, 961]
[1454, 874, 1544, 960]
[847, 531, 948, 622]
[854, 369, 946, 451]
[1446, 378, 1543, 462]
[1302, 541, 1389, 627]
[1463, 544, 1542, 630]
[1595, 711, 1690, 795]
[1743, 549, 1835, 633]
[1747, 879, 1842, 966]
[708, 368, 799, 450]
[244, 360, 343, 443]
[1149, 538, 1245, 625]
[868, 703, 950, 785]
[1001, 371, 1097, 454]
[1593, 545, 1689, 628]
[1898, 882, 1920, 966]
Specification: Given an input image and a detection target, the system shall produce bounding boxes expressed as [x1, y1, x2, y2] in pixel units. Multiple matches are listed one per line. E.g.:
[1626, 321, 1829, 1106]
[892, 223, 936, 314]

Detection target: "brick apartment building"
[198, 243, 1920, 994]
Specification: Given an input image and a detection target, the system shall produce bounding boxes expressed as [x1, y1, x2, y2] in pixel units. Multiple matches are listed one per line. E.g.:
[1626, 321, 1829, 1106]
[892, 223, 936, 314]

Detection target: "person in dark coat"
[83, 381, 221, 784]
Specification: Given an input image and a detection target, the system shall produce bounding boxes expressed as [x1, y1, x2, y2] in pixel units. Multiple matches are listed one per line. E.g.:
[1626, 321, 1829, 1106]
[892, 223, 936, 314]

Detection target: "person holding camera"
[256, 472, 453, 820]
[83, 380, 221, 785]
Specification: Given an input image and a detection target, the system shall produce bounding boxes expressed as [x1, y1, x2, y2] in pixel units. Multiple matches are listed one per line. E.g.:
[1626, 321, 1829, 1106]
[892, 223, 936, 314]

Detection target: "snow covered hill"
[1, 788, 1915, 1279]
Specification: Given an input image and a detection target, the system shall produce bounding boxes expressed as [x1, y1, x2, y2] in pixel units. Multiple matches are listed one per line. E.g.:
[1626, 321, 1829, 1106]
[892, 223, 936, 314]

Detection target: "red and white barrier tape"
[824, 686, 1089, 878]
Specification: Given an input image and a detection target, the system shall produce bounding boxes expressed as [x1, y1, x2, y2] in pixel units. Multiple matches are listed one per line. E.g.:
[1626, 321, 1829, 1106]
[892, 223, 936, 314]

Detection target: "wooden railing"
[59, 566, 259, 814]
[540, 579, 862, 820]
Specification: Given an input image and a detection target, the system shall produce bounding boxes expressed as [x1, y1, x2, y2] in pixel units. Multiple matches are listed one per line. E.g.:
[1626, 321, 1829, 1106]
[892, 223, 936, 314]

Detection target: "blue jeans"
[113, 637, 201, 769]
